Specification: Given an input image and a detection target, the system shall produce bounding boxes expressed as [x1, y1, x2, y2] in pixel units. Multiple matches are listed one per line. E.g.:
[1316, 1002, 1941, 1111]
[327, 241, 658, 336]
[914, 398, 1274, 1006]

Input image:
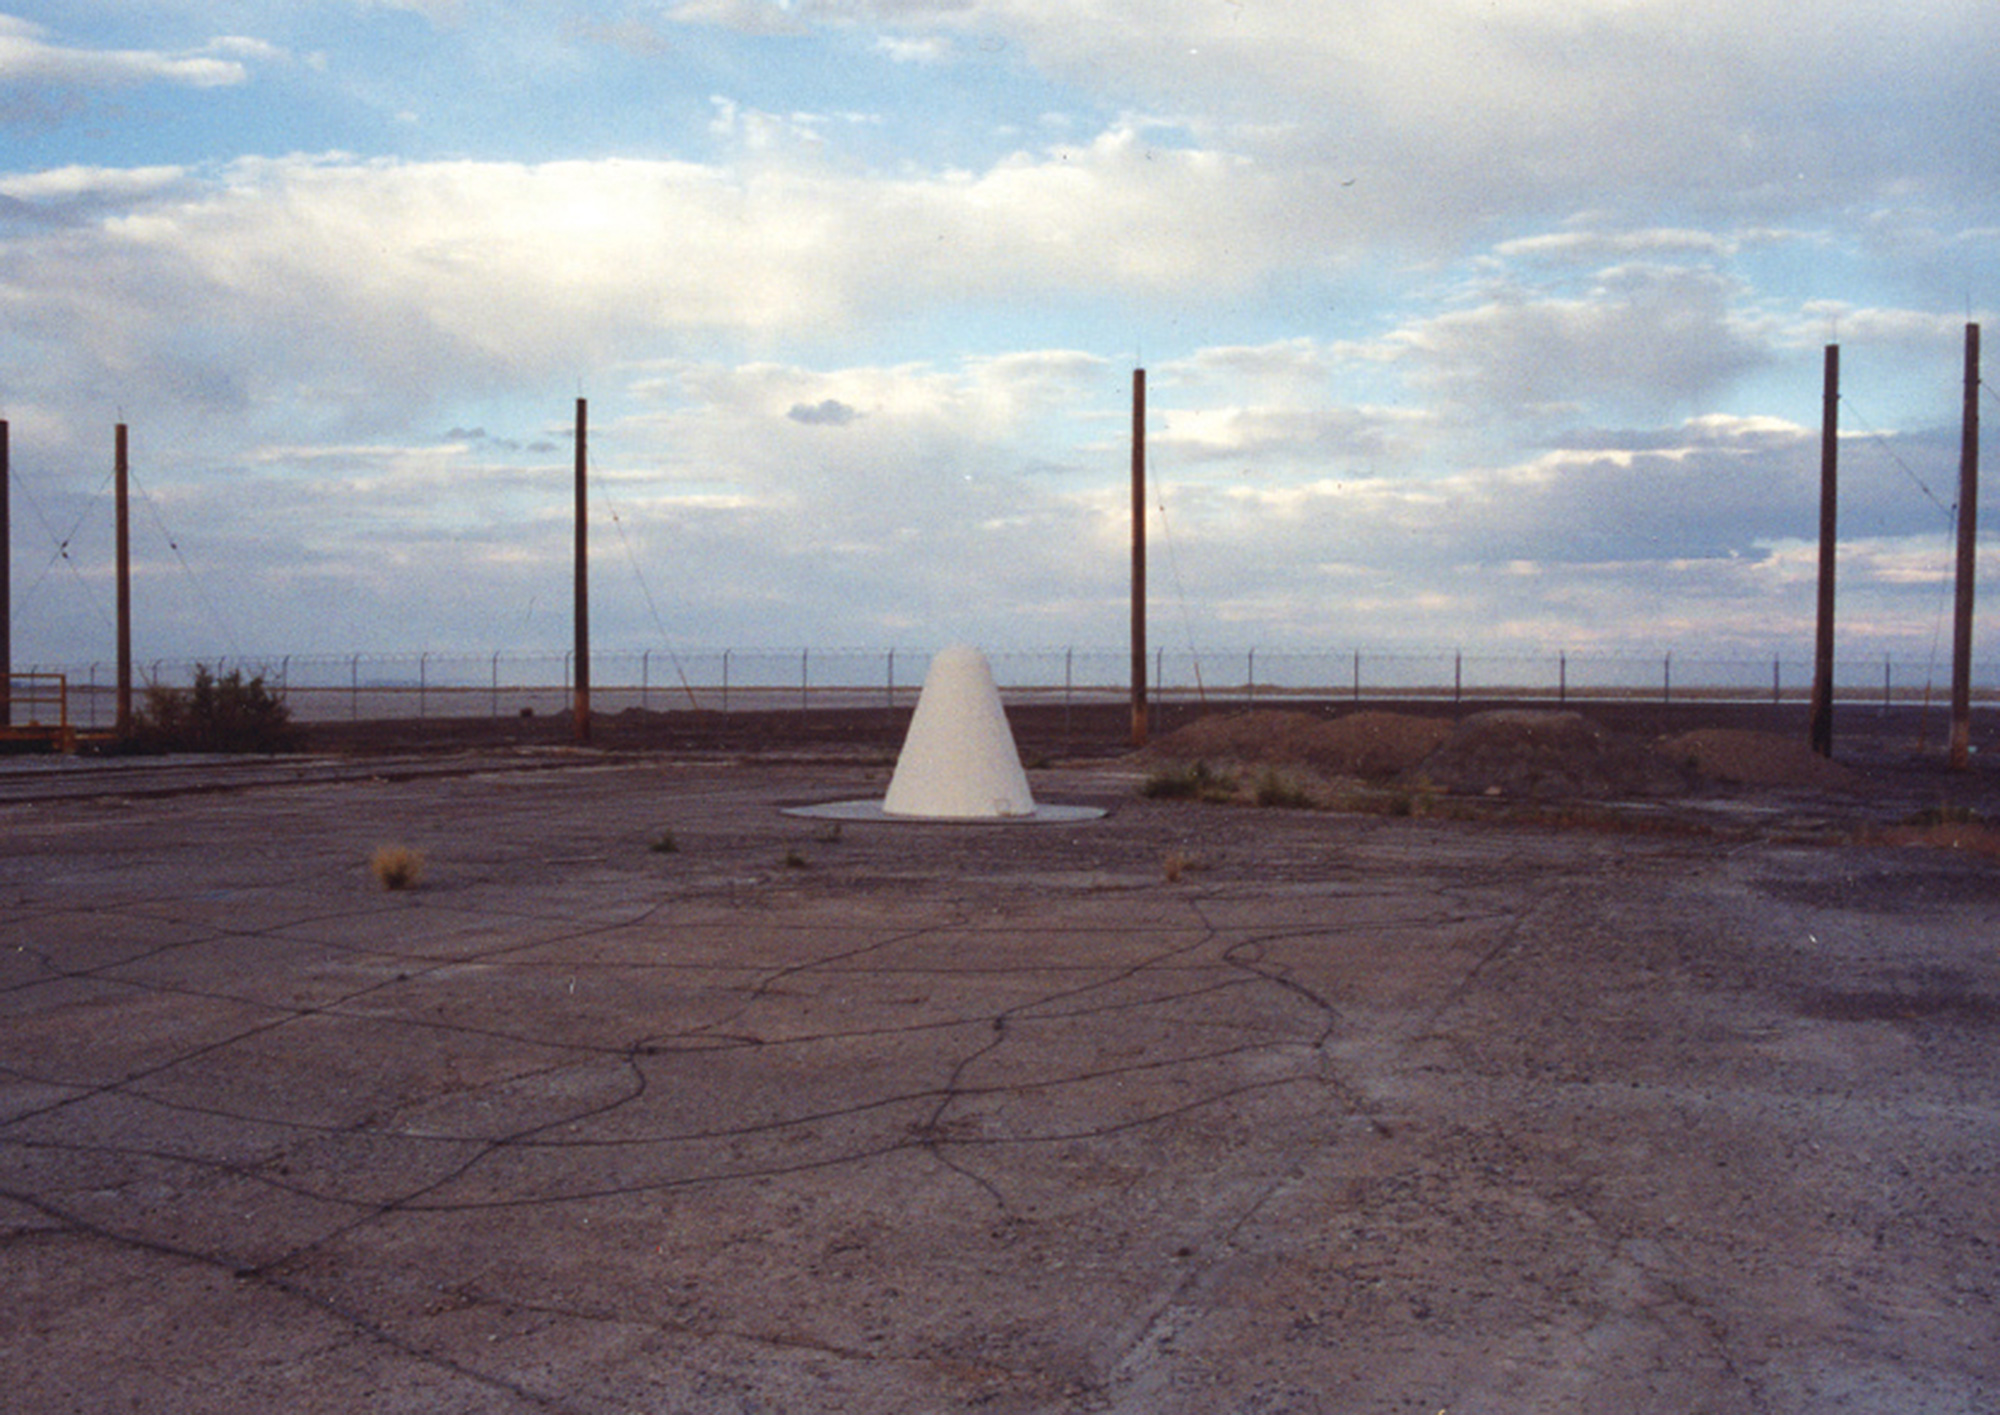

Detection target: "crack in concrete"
[6, 758, 1996, 1412]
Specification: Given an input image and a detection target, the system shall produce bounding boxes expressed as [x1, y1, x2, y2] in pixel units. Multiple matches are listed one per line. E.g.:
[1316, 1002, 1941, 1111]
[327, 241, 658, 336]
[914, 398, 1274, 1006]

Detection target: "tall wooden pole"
[1, 419, 10, 726]
[1809, 346, 1838, 758]
[115, 423, 133, 739]
[1130, 368, 1148, 748]
[1950, 323, 1981, 770]
[573, 397, 591, 744]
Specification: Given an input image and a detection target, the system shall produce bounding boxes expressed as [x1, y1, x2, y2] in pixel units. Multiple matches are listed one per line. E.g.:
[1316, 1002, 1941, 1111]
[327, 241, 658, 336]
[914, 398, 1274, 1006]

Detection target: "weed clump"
[1254, 769, 1315, 809]
[1142, 762, 1318, 809]
[1330, 781, 1443, 819]
[1141, 761, 1238, 803]
[370, 845, 425, 891]
[649, 830, 680, 855]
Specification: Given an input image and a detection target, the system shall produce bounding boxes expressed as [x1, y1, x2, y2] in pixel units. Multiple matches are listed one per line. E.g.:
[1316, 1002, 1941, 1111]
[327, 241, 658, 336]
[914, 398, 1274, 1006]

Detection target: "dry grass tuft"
[370, 844, 426, 891]
[1254, 769, 1316, 809]
[1141, 761, 1239, 803]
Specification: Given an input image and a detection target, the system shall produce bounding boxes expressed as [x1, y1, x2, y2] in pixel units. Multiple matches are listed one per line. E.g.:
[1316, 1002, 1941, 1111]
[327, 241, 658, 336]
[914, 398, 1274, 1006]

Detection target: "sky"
[2, 0, 1996, 684]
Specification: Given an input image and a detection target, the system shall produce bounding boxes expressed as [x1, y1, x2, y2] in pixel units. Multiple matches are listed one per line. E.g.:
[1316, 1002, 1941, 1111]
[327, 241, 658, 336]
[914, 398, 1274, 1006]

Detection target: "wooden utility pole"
[1809, 346, 1838, 758]
[1130, 368, 1148, 748]
[115, 424, 133, 739]
[573, 397, 591, 744]
[1950, 323, 1981, 770]
[1, 419, 10, 727]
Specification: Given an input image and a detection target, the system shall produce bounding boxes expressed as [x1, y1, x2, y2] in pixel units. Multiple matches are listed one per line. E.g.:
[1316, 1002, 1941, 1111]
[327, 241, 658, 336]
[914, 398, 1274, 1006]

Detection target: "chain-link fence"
[17, 646, 1992, 729]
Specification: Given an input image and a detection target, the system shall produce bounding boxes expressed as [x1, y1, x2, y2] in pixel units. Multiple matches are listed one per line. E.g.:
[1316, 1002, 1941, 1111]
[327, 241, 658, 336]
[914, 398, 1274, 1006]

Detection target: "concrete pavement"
[3, 754, 1995, 1412]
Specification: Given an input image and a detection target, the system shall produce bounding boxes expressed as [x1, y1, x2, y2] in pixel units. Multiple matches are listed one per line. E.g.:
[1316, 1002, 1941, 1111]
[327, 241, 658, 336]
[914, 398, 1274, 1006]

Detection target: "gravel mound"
[1140, 708, 1881, 804]
[1139, 709, 1453, 781]
[1412, 710, 1694, 800]
[1658, 728, 1857, 790]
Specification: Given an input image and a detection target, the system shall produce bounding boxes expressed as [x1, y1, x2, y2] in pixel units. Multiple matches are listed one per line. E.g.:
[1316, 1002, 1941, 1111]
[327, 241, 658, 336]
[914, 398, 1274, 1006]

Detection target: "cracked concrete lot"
[2, 753, 1996, 1413]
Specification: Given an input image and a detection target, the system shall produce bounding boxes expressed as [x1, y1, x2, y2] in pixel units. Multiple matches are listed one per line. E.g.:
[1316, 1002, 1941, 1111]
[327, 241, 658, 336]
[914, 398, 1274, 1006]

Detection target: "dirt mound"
[1141, 709, 1883, 805]
[1140, 710, 1452, 781]
[1658, 728, 1857, 791]
[1414, 710, 1693, 800]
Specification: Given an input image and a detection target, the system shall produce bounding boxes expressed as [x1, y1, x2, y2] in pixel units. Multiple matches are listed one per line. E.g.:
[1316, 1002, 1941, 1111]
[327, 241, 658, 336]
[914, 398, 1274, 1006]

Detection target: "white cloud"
[1790, 303, 1984, 349]
[207, 36, 286, 63]
[874, 34, 953, 64]
[1393, 265, 1771, 421]
[1154, 404, 1427, 470]
[0, 134, 1287, 435]
[0, 16, 258, 91]
[669, 0, 811, 37]
[712, 0, 2000, 241]
[0, 164, 189, 203]
[351, 1, 472, 25]
[1495, 229, 1736, 264]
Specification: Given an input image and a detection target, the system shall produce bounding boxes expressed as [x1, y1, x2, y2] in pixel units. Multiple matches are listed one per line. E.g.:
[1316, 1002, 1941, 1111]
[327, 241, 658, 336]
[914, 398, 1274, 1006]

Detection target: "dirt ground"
[2, 704, 1997, 1413]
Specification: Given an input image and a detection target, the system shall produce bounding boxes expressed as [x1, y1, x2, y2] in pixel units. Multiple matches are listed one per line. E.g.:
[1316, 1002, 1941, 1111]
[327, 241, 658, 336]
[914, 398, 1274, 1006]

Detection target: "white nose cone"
[883, 646, 1036, 818]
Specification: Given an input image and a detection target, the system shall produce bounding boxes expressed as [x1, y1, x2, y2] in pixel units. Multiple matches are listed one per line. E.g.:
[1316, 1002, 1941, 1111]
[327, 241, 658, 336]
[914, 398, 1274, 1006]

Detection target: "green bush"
[133, 665, 304, 753]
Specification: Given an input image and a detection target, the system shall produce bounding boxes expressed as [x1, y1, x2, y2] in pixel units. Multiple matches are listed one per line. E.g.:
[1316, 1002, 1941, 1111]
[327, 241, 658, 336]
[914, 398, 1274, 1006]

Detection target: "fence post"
[1454, 650, 1462, 704]
[491, 651, 500, 718]
[1352, 650, 1360, 703]
[419, 652, 428, 719]
[1064, 646, 1073, 747]
[1883, 653, 1891, 713]
[351, 653, 360, 720]
[722, 649, 731, 716]
[642, 649, 651, 712]
[1559, 652, 1567, 704]
[1664, 652, 1672, 705]
[801, 648, 809, 723]
[1247, 648, 1256, 706]
[1773, 656, 1781, 705]
[886, 648, 895, 711]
